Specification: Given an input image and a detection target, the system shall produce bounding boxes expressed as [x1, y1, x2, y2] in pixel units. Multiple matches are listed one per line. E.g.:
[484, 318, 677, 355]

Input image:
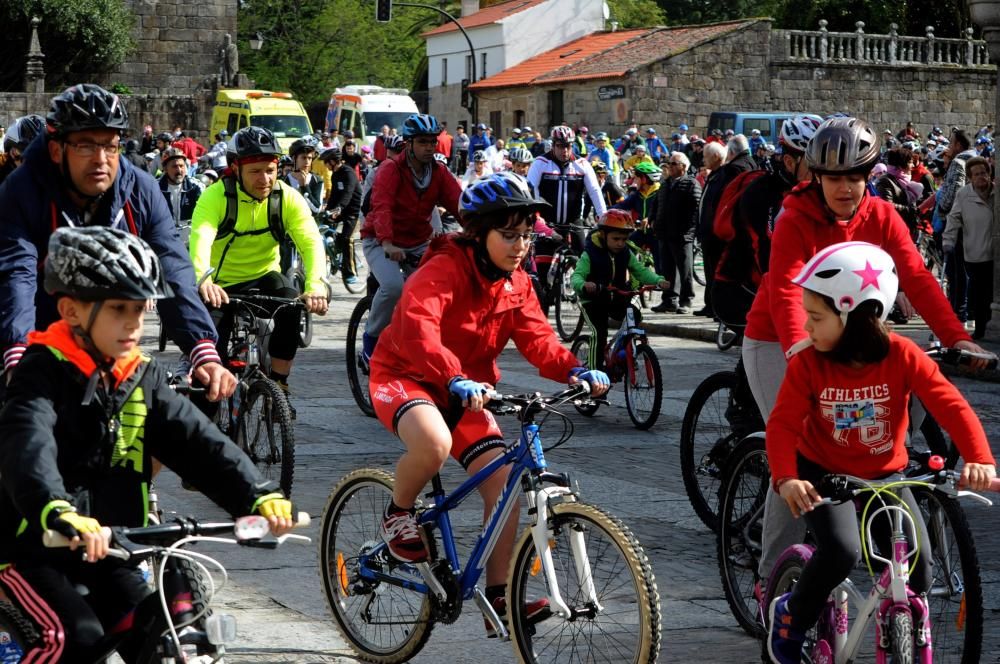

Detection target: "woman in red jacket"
[368, 172, 610, 631]
[740, 117, 991, 584]
[764, 242, 995, 663]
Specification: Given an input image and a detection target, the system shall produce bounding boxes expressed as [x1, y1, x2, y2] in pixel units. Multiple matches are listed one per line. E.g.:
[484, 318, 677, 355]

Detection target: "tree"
[0, 0, 134, 92]
[607, 0, 666, 27]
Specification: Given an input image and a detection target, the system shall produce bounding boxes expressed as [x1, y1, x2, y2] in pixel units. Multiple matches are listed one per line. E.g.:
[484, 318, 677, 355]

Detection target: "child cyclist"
[571, 209, 668, 370]
[765, 241, 996, 664]
[369, 172, 610, 635]
[0, 227, 294, 662]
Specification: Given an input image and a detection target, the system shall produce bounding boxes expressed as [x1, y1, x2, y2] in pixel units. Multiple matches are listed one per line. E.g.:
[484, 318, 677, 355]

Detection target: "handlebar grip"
[294, 512, 311, 528]
[957, 477, 1000, 492]
[43, 526, 112, 548]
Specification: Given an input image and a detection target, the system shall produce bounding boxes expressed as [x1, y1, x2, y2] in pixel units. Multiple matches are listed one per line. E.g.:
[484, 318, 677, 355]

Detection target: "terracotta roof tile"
[470, 19, 760, 90]
[423, 0, 548, 37]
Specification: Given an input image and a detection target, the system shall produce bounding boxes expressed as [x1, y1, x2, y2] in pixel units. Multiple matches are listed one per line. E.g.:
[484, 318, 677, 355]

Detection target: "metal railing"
[775, 20, 991, 68]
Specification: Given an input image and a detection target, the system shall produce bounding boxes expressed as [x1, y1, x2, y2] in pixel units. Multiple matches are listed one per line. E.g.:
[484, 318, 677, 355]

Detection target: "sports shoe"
[345, 276, 359, 285]
[676, 305, 690, 315]
[768, 593, 805, 664]
[484, 595, 552, 638]
[361, 331, 378, 365]
[380, 508, 429, 563]
[651, 302, 677, 313]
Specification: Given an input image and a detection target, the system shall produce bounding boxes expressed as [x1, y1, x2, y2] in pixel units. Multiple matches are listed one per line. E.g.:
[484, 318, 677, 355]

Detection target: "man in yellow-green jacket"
[190, 126, 327, 407]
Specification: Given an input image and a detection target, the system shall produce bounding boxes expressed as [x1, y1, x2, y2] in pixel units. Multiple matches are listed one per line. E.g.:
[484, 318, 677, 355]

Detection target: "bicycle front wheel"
[553, 256, 583, 342]
[624, 343, 662, 429]
[569, 335, 600, 416]
[236, 378, 295, 497]
[320, 469, 434, 663]
[346, 295, 376, 418]
[680, 371, 741, 532]
[913, 487, 983, 664]
[890, 610, 915, 664]
[716, 434, 768, 639]
[507, 501, 660, 664]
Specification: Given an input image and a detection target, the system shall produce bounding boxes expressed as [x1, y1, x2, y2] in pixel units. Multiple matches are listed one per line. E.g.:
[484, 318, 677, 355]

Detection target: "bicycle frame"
[354, 420, 598, 621]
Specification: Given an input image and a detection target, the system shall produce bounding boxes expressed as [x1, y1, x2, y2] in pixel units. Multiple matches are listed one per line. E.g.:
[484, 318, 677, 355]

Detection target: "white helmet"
[779, 114, 823, 154]
[792, 241, 899, 322]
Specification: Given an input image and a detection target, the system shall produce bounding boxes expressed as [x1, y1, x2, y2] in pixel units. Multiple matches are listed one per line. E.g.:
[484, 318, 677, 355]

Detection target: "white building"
[424, 0, 605, 134]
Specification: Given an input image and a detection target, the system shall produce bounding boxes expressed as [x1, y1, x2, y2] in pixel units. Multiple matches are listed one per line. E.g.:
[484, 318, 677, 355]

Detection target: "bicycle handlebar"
[604, 284, 661, 296]
[817, 469, 1000, 506]
[925, 344, 998, 370]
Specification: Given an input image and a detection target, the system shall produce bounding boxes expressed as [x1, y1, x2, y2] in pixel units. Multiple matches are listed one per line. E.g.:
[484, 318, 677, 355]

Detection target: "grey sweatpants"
[362, 237, 428, 337]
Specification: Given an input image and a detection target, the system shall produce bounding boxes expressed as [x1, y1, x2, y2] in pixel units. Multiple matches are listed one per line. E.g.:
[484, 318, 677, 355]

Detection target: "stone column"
[968, 0, 1000, 331]
[24, 16, 45, 93]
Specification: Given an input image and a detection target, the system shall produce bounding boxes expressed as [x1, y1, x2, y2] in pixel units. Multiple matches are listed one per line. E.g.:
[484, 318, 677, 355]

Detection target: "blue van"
[708, 112, 814, 142]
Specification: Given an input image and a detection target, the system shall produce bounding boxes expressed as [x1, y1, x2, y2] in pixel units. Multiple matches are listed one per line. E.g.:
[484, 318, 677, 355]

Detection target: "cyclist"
[157, 146, 204, 229]
[0, 227, 295, 663]
[189, 126, 328, 407]
[0, 114, 45, 185]
[612, 161, 661, 272]
[741, 117, 991, 589]
[359, 113, 462, 364]
[285, 137, 324, 217]
[583, 161, 624, 220]
[0, 84, 233, 400]
[764, 242, 995, 664]
[320, 147, 362, 285]
[147, 130, 174, 177]
[713, 115, 821, 328]
[358, 135, 405, 217]
[369, 172, 609, 632]
[571, 209, 667, 370]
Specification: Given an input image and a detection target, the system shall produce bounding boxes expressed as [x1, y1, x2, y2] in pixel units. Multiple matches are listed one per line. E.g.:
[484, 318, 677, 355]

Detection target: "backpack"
[218, 174, 285, 243]
[712, 170, 767, 242]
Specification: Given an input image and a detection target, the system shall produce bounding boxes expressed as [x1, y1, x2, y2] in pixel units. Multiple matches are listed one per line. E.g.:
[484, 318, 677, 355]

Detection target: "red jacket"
[437, 131, 453, 160]
[360, 152, 462, 248]
[767, 335, 995, 484]
[744, 183, 969, 351]
[174, 136, 206, 163]
[370, 237, 580, 407]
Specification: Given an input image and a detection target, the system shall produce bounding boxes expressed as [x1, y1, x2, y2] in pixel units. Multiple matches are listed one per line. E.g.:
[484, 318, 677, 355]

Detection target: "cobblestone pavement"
[145, 286, 1000, 663]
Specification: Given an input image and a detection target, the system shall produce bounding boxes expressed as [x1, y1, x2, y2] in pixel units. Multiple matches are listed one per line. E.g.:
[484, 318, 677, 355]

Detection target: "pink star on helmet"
[853, 261, 883, 290]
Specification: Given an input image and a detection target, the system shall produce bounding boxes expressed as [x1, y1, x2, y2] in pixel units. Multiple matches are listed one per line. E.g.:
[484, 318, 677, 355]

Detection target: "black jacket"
[655, 175, 702, 241]
[716, 170, 792, 286]
[698, 153, 758, 241]
[328, 163, 362, 219]
[875, 173, 918, 230]
[158, 175, 204, 223]
[0, 338, 278, 565]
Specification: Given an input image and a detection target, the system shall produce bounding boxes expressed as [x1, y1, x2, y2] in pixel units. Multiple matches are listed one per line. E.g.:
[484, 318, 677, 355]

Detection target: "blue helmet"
[459, 172, 550, 220]
[402, 114, 442, 139]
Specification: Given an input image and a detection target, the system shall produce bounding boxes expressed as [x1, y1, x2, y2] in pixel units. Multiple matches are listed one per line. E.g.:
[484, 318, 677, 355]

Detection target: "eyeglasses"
[65, 141, 120, 157]
[495, 230, 537, 245]
[552, 142, 572, 149]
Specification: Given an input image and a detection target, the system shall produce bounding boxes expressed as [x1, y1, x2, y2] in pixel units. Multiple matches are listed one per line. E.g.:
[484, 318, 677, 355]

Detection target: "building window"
[441, 58, 447, 86]
[548, 90, 564, 129]
[466, 55, 473, 81]
[480, 52, 487, 80]
[514, 110, 525, 131]
[489, 111, 501, 140]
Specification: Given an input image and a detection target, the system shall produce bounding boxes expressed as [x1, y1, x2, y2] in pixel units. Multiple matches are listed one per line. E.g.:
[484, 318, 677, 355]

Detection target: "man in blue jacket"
[0, 84, 235, 400]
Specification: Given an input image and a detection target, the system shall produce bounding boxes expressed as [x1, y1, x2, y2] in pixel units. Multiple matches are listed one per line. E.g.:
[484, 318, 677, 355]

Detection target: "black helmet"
[232, 126, 281, 160]
[124, 139, 139, 154]
[459, 172, 550, 220]
[278, 155, 293, 168]
[4, 114, 46, 153]
[319, 147, 342, 162]
[289, 136, 318, 158]
[46, 84, 129, 138]
[155, 131, 174, 145]
[401, 114, 442, 139]
[44, 227, 172, 301]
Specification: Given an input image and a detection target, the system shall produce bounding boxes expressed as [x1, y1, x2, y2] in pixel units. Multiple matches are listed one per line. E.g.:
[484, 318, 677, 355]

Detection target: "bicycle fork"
[527, 486, 602, 619]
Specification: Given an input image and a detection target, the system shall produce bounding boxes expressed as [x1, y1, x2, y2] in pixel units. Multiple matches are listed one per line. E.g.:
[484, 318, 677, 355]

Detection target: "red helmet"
[597, 209, 635, 232]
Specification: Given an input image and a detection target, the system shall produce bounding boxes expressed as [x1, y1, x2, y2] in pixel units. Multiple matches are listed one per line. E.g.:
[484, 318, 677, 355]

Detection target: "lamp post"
[967, 0, 1000, 334]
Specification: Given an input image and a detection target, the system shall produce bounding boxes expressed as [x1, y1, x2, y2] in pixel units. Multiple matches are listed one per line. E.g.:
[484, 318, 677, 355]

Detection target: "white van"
[324, 85, 419, 148]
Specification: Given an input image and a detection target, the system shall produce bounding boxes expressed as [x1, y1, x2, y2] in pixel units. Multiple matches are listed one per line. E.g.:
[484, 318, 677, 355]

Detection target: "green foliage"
[607, 0, 666, 27]
[0, 0, 135, 91]
[109, 83, 133, 95]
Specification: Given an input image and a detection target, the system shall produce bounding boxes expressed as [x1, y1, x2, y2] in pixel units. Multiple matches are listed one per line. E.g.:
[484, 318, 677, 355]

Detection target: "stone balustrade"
[775, 20, 992, 68]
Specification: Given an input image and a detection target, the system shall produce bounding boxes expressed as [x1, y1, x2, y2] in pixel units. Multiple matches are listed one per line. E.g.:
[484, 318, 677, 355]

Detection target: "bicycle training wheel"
[912, 487, 983, 664]
[346, 295, 376, 418]
[680, 371, 745, 532]
[624, 343, 662, 429]
[236, 378, 295, 497]
[507, 501, 661, 664]
[716, 434, 769, 639]
[553, 256, 584, 342]
[320, 469, 434, 662]
[692, 242, 706, 286]
[569, 335, 600, 416]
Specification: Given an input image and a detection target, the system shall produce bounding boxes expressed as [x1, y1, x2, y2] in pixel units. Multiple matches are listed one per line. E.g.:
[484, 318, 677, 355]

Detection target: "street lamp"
[249, 32, 264, 51]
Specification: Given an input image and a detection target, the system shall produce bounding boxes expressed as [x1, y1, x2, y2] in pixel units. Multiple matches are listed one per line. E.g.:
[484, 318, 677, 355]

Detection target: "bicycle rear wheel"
[346, 296, 376, 418]
[912, 487, 982, 664]
[320, 469, 434, 662]
[717, 434, 769, 639]
[569, 335, 600, 416]
[624, 343, 662, 429]
[236, 378, 295, 497]
[680, 371, 742, 532]
[507, 501, 660, 664]
[692, 242, 706, 286]
[553, 256, 583, 342]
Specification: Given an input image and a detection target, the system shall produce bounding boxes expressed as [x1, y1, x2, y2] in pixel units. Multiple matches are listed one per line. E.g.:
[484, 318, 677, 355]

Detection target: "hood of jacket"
[27, 320, 143, 388]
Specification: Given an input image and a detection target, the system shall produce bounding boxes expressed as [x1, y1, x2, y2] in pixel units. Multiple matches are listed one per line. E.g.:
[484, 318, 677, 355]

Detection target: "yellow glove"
[257, 497, 293, 521]
[52, 512, 109, 562]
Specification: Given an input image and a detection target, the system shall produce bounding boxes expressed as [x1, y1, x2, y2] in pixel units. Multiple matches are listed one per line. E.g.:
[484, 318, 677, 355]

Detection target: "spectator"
[624, 143, 655, 173]
[158, 146, 204, 227]
[687, 136, 705, 171]
[436, 121, 453, 165]
[173, 130, 206, 165]
[469, 122, 492, 155]
[529, 130, 546, 158]
[452, 125, 470, 174]
[140, 124, 154, 154]
[669, 133, 686, 154]
[705, 128, 725, 145]
[588, 132, 620, 182]
[122, 139, 147, 171]
[876, 148, 921, 234]
[748, 129, 766, 154]
[204, 130, 229, 171]
[676, 123, 690, 145]
[944, 156, 993, 339]
[653, 151, 701, 314]
[507, 127, 527, 151]
[615, 127, 639, 155]
[573, 126, 589, 159]
[896, 120, 918, 141]
[936, 129, 977, 322]
[644, 127, 669, 161]
[374, 124, 391, 162]
[147, 131, 174, 176]
[484, 138, 507, 173]
[521, 126, 535, 150]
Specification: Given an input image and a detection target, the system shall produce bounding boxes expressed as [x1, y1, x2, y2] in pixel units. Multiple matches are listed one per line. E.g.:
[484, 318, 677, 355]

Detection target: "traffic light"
[461, 79, 470, 109]
[376, 0, 392, 22]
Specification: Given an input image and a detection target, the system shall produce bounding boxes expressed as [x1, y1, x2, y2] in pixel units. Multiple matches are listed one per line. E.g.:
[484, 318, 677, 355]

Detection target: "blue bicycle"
[318, 384, 661, 663]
